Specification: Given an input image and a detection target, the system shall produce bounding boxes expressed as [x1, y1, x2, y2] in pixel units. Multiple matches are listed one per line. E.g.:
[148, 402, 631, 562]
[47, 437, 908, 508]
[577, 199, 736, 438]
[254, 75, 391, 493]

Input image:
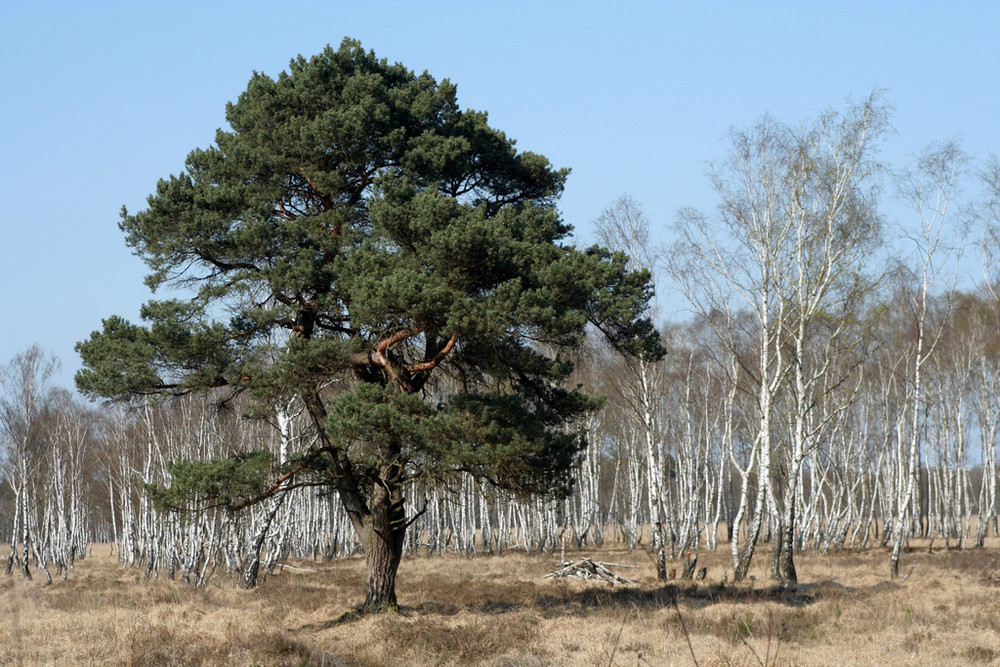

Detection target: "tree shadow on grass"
[528, 583, 814, 617]
[409, 578, 894, 619]
[302, 579, 894, 627]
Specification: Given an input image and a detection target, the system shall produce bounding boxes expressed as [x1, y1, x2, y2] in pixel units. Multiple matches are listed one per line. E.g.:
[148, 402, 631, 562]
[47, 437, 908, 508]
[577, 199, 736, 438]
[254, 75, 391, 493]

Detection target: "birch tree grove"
[1, 346, 58, 580]
[7, 276, 1000, 588]
[8, 91, 1000, 596]
[1, 348, 101, 582]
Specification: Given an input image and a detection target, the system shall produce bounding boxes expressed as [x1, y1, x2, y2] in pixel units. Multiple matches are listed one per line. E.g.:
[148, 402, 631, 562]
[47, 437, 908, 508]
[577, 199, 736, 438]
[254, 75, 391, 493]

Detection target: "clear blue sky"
[2, 1, 998, 390]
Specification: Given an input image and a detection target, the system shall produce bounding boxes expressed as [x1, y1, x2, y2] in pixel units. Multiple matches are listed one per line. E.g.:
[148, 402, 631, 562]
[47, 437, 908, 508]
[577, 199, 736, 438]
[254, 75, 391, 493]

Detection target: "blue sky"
[2, 1, 998, 390]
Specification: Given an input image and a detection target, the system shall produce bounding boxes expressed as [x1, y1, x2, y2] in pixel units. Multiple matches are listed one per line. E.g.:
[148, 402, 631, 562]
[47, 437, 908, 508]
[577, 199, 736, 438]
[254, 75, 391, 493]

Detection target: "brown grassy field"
[3, 538, 1000, 666]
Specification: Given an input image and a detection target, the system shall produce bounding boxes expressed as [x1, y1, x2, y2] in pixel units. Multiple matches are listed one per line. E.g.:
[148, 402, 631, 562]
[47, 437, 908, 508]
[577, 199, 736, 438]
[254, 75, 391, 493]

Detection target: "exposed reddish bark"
[405, 332, 458, 373]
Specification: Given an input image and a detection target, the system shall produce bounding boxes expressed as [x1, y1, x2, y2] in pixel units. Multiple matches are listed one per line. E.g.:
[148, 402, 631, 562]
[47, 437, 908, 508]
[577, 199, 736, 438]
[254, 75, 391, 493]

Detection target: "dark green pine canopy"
[77, 38, 660, 609]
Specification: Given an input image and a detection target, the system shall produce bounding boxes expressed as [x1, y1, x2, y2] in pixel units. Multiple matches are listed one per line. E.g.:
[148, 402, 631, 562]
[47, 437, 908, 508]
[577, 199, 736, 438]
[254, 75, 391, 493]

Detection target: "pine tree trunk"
[354, 470, 407, 613]
[364, 536, 402, 611]
[303, 391, 408, 613]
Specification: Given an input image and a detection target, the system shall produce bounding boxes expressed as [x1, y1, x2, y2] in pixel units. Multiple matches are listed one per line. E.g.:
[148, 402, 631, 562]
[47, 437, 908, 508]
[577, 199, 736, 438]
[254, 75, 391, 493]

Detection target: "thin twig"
[764, 608, 777, 667]
[671, 595, 700, 667]
[607, 611, 628, 667]
[736, 616, 766, 667]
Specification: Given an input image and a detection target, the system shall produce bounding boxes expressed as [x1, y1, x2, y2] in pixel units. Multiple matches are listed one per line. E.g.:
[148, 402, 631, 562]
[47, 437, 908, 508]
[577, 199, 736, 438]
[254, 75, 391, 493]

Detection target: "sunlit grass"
[2, 538, 1000, 665]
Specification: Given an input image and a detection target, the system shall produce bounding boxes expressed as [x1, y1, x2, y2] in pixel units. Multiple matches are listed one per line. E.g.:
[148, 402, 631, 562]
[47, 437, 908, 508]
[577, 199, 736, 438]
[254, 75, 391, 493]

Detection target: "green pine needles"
[145, 451, 273, 513]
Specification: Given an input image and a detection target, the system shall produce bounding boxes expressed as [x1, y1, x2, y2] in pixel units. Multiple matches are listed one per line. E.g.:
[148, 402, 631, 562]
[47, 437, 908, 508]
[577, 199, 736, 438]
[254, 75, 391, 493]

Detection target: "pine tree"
[76, 38, 660, 611]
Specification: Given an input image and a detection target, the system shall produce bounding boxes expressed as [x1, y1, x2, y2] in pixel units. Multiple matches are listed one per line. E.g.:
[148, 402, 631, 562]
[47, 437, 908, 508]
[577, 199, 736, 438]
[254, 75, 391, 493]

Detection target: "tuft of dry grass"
[3, 538, 1000, 665]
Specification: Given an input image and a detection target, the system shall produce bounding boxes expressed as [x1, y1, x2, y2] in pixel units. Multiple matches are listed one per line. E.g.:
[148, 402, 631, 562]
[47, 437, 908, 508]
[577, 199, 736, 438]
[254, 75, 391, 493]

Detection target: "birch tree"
[769, 96, 888, 584]
[592, 195, 670, 559]
[886, 142, 965, 578]
[672, 93, 889, 583]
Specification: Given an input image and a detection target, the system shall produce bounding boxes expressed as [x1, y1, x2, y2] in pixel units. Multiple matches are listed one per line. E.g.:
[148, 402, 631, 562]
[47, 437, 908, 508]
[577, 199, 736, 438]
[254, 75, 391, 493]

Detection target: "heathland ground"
[3, 536, 1000, 666]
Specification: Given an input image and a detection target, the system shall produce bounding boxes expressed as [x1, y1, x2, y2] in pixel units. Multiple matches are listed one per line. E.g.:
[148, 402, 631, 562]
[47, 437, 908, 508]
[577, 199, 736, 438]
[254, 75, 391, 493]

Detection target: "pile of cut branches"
[530, 557, 637, 585]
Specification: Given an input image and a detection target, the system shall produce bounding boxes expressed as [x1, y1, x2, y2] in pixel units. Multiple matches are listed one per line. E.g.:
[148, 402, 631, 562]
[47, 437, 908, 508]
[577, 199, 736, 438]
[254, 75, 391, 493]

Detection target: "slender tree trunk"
[19, 490, 32, 581]
[735, 466, 767, 582]
[776, 503, 797, 585]
[239, 493, 286, 589]
[6, 482, 21, 576]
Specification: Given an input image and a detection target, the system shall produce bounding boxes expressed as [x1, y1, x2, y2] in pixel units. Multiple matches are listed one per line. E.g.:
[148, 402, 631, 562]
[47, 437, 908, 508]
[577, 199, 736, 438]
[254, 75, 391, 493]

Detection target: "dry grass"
[3, 539, 1000, 665]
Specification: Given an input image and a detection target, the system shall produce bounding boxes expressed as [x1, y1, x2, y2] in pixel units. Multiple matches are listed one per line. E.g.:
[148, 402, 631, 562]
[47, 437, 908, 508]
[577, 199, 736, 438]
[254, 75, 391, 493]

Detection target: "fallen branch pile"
[529, 557, 637, 585]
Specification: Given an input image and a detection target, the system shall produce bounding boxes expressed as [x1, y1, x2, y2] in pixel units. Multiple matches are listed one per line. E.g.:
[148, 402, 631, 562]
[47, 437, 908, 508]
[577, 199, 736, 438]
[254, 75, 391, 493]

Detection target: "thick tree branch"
[405, 332, 458, 373]
[370, 327, 427, 386]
